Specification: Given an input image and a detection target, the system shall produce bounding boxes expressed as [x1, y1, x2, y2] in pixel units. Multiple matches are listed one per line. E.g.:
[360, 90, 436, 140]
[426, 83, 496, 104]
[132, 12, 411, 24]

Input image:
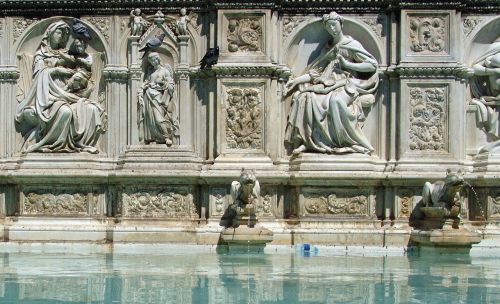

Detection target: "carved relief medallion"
[408, 87, 448, 151]
[408, 15, 447, 53]
[225, 87, 262, 150]
[227, 16, 262, 52]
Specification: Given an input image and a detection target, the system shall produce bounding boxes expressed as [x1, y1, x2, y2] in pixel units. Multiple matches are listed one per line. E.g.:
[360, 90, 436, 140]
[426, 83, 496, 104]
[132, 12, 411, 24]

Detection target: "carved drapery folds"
[408, 87, 447, 151]
[225, 87, 262, 149]
[14, 19, 107, 154]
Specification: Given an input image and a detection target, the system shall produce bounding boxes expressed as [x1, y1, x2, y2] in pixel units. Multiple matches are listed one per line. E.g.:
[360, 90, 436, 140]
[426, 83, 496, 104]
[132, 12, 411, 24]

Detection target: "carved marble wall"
[0, 1, 499, 244]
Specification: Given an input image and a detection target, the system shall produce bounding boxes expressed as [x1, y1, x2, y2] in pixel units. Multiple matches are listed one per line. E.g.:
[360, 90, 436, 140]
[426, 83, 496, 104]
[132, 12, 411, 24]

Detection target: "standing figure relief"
[138, 52, 179, 146]
[284, 12, 379, 155]
[15, 20, 106, 154]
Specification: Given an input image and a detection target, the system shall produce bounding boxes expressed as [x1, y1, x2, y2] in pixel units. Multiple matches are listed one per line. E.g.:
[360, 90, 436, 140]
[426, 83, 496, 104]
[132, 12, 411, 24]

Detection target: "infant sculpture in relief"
[15, 20, 106, 153]
[469, 38, 500, 154]
[284, 12, 379, 155]
[130, 8, 149, 37]
[138, 52, 179, 146]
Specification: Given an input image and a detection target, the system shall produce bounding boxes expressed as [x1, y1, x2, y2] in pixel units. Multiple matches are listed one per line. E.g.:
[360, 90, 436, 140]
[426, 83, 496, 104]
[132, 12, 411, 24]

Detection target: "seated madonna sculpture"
[284, 12, 379, 155]
[15, 20, 105, 154]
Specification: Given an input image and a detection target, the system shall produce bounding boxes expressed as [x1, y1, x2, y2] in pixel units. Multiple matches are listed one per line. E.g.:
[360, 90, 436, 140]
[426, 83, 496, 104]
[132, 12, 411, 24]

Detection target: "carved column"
[0, 67, 19, 158]
[103, 66, 129, 157]
[128, 36, 141, 146]
[177, 35, 192, 148]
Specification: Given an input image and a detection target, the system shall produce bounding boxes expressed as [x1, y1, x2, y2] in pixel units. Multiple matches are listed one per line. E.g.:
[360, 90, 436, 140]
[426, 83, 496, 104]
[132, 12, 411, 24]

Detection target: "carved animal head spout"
[445, 169, 465, 189]
[239, 168, 257, 198]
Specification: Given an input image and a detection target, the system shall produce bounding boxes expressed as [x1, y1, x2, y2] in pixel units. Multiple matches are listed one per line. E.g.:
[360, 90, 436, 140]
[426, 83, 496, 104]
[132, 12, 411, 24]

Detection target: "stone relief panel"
[408, 86, 448, 152]
[397, 188, 417, 218]
[408, 15, 447, 54]
[20, 188, 101, 216]
[489, 190, 500, 219]
[210, 187, 228, 217]
[226, 15, 262, 52]
[82, 16, 111, 43]
[257, 187, 275, 218]
[225, 87, 262, 150]
[14, 19, 107, 154]
[300, 187, 373, 218]
[121, 186, 198, 219]
[359, 14, 386, 40]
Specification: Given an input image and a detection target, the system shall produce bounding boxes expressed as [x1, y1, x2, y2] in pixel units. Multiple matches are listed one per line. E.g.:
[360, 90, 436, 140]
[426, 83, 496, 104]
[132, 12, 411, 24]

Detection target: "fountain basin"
[221, 226, 273, 253]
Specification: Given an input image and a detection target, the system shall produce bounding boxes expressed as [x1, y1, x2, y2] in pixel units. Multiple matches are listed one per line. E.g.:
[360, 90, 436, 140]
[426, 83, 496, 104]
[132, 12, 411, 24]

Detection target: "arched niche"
[283, 17, 384, 76]
[138, 26, 179, 69]
[466, 16, 500, 64]
[14, 16, 109, 65]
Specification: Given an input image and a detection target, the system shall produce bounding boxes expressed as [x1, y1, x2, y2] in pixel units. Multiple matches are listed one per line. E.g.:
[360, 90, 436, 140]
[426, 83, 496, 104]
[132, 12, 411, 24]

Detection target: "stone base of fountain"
[221, 225, 273, 253]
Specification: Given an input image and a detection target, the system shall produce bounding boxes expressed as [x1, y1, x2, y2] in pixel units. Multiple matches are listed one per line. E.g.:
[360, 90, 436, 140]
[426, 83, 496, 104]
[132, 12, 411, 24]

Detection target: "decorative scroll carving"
[227, 16, 262, 52]
[13, 18, 39, 42]
[359, 15, 384, 39]
[409, 15, 446, 53]
[409, 87, 447, 151]
[23, 192, 90, 215]
[303, 192, 369, 216]
[84, 17, 110, 43]
[282, 16, 307, 40]
[256, 192, 273, 217]
[225, 87, 262, 149]
[398, 189, 415, 217]
[462, 17, 482, 37]
[122, 188, 198, 218]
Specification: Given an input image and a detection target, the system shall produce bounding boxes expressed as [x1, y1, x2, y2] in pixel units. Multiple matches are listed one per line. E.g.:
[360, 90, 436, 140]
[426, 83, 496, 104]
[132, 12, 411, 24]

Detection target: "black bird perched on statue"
[72, 19, 91, 41]
[139, 33, 166, 58]
[200, 46, 219, 69]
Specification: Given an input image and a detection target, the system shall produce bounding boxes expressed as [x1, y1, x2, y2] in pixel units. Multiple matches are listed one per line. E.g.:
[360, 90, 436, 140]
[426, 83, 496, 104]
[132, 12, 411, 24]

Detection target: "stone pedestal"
[220, 226, 273, 253]
[410, 227, 481, 252]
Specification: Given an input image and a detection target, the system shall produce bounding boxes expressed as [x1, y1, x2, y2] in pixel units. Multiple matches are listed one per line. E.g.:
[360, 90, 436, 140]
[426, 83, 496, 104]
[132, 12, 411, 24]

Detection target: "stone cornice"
[102, 66, 129, 81]
[386, 64, 470, 79]
[0, 67, 20, 81]
[189, 64, 291, 79]
[0, 1, 498, 15]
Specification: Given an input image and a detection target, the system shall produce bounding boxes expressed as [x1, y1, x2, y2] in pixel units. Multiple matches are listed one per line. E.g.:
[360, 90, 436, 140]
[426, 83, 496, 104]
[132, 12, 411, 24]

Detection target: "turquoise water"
[0, 249, 498, 303]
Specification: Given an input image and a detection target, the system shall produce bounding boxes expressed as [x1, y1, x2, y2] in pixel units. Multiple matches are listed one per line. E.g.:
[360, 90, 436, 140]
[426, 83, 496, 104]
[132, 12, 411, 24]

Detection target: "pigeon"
[72, 19, 91, 41]
[200, 46, 219, 69]
[139, 33, 166, 58]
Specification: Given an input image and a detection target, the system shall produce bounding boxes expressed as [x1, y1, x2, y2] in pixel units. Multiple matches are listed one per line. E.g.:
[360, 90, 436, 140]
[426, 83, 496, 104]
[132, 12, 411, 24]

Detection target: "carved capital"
[0, 68, 20, 81]
[103, 66, 129, 81]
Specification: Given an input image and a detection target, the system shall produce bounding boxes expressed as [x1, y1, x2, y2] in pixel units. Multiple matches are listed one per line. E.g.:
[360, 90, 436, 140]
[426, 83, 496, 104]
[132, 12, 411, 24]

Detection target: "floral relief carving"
[304, 193, 369, 216]
[282, 16, 307, 40]
[226, 87, 262, 149]
[211, 188, 227, 216]
[462, 17, 482, 37]
[409, 15, 446, 53]
[409, 87, 447, 151]
[13, 18, 39, 42]
[256, 192, 274, 217]
[122, 188, 198, 218]
[359, 15, 385, 39]
[398, 189, 415, 217]
[227, 16, 262, 52]
[84, 17, 110, 43]
[23, 192, 90, 215]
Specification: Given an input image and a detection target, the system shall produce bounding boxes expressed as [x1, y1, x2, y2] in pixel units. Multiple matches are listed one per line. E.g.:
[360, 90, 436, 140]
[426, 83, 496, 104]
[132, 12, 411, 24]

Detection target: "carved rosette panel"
[408, 15, 448, 54]
[13, 18, 39, 42]
[210, 188, 227, 216]
[121, 187, 198, 218]
[83, 17, 110, 43]
[282, 16, 307, 40]
[225, 87, 262, 150]
[302, 188, 372, 217]
[21, 190, 97, 216]
[408, 86, 448, 151]
[227, 16, 262, 52]
[489, 191, 500, 219]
